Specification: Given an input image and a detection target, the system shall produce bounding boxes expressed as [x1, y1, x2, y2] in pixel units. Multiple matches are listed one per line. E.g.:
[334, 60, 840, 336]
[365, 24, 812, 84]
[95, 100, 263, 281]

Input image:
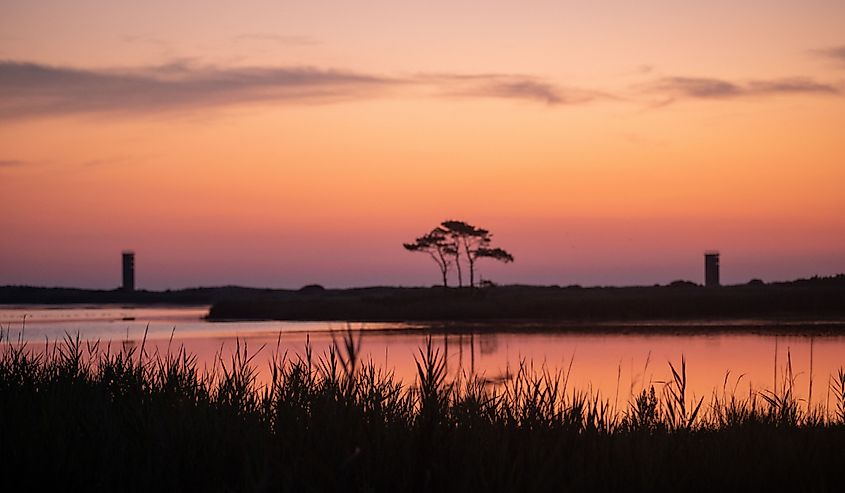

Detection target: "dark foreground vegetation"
[2, 330, 844, 492]
[208, 275, 845, 323]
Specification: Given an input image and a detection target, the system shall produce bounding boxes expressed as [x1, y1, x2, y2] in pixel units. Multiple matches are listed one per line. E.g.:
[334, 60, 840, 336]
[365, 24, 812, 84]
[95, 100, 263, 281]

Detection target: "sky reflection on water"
[3, 305, 844, 411]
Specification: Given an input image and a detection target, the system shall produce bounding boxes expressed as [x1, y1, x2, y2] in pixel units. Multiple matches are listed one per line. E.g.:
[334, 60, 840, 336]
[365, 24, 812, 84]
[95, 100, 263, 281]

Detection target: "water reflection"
[2, 306, 845, 410]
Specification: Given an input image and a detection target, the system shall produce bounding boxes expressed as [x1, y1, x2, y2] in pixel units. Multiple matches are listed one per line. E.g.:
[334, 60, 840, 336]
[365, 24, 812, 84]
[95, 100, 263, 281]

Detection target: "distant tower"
[704, 251, 720, 287]
[122, 251, 135, 291]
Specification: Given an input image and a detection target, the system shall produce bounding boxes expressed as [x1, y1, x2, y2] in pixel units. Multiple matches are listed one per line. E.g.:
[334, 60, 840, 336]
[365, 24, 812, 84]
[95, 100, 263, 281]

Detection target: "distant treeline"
[3, 275, 844, 324]
[208, 275, 845, 322]
[0, 285, 294, 305]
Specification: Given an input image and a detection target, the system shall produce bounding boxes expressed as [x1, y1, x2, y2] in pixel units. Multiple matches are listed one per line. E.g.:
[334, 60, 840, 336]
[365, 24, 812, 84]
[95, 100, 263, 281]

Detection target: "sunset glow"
[2, 1, 844, 288]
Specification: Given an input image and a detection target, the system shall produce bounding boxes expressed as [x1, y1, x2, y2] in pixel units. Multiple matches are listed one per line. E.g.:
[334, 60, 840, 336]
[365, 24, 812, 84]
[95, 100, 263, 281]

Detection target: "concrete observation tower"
[704, 251, 720, 287]
[122, 251, 135, 291]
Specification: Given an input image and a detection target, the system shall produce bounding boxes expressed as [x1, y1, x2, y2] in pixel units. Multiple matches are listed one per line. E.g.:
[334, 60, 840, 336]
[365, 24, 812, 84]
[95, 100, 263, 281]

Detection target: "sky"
[1, 1, 844, 289]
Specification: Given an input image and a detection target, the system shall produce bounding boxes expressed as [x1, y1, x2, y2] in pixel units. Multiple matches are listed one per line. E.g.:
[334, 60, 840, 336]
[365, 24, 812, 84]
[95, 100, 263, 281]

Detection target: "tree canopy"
[403, 227, 456, 287]
[404, 220, 514, 287]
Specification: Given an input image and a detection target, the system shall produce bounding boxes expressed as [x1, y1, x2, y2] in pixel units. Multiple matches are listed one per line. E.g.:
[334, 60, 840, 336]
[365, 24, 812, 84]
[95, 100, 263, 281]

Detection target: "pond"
[2, 305, 844, 411]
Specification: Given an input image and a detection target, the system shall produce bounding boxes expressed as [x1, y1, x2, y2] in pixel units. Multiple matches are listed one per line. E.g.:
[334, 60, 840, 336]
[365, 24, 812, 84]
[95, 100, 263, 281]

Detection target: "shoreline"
[205, 281, 845, 327]
[206, 317, 845, 334]
[4, 277, 845, 335]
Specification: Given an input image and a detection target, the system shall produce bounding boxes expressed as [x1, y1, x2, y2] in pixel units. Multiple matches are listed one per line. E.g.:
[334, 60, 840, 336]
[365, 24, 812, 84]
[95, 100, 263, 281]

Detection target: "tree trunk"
[468, 258, 475, 287]
[463, 240, 475, 288]
[454, 252, 463, 287]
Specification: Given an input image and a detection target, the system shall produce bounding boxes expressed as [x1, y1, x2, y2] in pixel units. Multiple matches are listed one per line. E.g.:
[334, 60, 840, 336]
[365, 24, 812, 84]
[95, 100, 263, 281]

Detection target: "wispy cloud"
[0, 155, 149, 170]
[812, 45, 845, 65]
[0, 60, 395, 119]
[0, 60, 597, 120]
[746, 78, 840, 94]
[12, 61, 833, 120]
[649, 77, 743, 99]
[423, 73, 602, 105]
[645, 76, 839, 103]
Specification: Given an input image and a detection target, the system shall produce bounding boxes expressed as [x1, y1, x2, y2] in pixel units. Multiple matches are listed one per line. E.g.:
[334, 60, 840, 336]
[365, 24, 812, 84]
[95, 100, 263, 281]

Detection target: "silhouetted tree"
[441, 220, 514, 287]
[441, 220, 485, 287]
[403, 227, 456, 287]
[476, 247, 514, 266]
[473, 247, 514, 285]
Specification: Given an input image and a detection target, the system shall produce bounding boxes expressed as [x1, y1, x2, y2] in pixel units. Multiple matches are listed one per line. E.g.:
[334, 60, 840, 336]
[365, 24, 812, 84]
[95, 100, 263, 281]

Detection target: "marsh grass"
[1, 327, 844, 492]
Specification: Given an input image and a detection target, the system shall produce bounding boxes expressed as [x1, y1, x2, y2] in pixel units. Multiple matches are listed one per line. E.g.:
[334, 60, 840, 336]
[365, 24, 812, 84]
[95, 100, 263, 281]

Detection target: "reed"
[1, 329, 843, 492]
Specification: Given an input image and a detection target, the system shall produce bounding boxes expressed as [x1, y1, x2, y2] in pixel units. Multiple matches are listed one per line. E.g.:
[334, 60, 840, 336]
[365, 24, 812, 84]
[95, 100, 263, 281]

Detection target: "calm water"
[3, 305, 845, 409]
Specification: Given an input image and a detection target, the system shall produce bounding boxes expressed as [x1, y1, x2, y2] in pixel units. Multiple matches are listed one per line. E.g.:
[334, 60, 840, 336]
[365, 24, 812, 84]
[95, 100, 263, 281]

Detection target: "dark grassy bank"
[0, 284, 293, 305]
[2, 331, 844, 492]
[4, 275, 844, 327]
[207, 275, 845, 323]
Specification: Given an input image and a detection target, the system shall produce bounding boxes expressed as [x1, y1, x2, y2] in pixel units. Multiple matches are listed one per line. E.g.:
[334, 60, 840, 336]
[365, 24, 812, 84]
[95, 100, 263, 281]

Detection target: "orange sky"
[1, 1, 844, 288]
